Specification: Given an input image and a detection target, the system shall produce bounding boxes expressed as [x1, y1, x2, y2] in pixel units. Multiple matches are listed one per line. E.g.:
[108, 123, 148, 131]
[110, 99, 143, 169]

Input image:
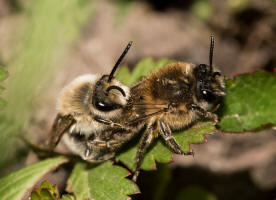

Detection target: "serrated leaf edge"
[218, 69, 276, 133]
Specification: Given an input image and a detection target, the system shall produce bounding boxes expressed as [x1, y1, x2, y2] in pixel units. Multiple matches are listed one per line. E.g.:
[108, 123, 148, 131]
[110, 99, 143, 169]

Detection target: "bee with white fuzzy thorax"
[47, 42, 132, 161]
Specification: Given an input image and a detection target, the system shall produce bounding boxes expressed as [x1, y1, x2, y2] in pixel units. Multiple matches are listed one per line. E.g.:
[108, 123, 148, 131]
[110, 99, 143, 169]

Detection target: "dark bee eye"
[201, 89, 215, 102]
[94, 99, 121, 112]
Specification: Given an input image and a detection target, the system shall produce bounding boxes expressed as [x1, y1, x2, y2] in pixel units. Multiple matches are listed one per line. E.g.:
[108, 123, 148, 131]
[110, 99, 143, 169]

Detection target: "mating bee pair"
[48, 37, 225, 181]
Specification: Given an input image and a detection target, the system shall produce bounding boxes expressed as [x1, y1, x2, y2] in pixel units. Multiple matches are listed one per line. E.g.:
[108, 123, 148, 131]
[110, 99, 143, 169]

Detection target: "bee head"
[92, 75, 129, 112]
[194, 36, 225, 109]
[92, 41, 132, 112]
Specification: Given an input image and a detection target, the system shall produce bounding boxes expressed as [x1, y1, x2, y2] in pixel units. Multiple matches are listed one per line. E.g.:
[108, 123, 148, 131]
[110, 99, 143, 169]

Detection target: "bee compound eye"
[94, 99, 121, 112]
[95, 100, 111, 111]
[201, 89, 215, 102]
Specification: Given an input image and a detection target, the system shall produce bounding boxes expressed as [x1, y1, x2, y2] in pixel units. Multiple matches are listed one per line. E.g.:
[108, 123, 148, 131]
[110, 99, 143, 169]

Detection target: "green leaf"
[31, 180, 59, 200]
[0, 156, 68, 200]
[218, 71, 276, 132]
[31, 180, 75, 200]
[30, 190, 41, 200]
[115, 66, 132, 86]
[40, 180, 58, 192]
[67, 161, 137, 200]
[174, 122, 215, 151]
[40, 189, 57, 200]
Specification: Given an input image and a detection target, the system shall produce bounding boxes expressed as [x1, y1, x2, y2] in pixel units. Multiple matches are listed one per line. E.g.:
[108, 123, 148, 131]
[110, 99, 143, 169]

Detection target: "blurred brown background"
[0, 0, 276, 199]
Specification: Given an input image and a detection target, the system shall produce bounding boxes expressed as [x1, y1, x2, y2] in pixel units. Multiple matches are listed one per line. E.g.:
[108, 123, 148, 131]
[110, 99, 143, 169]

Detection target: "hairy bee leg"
[47, 114, 75, 149]
[88, 139, 130, 150]
[93, 116, 129, 129]
[88, 140, 113, 147]
[132, 123, 155, 182]
[189, 104, 218, 123]
[159, 120, 193, 156]
[84, 146, 91, 159]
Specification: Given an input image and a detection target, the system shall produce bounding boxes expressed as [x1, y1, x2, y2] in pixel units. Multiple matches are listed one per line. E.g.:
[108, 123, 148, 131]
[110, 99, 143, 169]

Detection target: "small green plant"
[0, 67, 8, 110]
[31, 180, 74, 200]
[0, 58, 275, 200]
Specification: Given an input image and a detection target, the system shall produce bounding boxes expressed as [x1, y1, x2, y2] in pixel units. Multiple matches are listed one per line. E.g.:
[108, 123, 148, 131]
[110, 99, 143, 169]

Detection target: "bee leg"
[189, 104, 218, 123]
[132, 123, 155, 182]
[159, 119, 194, 156]
[84, 146, 91, 159]
[88, 139, 112, 147]
[94, 116, 128, 129]
[47, 114, 75, 149]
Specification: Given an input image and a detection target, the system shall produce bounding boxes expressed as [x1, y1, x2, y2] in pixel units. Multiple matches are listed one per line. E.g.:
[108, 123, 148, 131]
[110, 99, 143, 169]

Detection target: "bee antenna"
[106, 85, 126, 97]
[108, 41, 133, 82]
[209, 35, 214, 72]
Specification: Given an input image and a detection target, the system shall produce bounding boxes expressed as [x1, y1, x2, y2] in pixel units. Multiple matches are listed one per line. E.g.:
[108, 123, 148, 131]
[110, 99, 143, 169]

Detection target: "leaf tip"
[135, 187, 141, 194]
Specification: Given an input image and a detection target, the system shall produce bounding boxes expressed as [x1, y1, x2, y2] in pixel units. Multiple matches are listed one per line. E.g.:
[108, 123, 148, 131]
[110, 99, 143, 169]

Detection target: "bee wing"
[47, 113, 75, 149]
[128, 104, 169, 125]
[133, 104, 167, 110]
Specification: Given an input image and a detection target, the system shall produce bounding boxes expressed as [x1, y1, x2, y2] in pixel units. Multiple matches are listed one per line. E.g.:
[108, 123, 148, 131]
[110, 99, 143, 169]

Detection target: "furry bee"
[106, 36, 226, 181]
[47, 42, 132, 161]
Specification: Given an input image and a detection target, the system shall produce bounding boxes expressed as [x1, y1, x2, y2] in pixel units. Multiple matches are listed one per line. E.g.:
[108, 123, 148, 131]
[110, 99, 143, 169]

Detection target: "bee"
[47, 42, 133, 161]
[107, 36, 226, 181]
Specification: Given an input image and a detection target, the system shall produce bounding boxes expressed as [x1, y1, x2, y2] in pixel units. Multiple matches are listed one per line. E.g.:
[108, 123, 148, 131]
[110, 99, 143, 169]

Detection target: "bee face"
[194, 64, 225, 110]
[92, 75, 130, 112]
